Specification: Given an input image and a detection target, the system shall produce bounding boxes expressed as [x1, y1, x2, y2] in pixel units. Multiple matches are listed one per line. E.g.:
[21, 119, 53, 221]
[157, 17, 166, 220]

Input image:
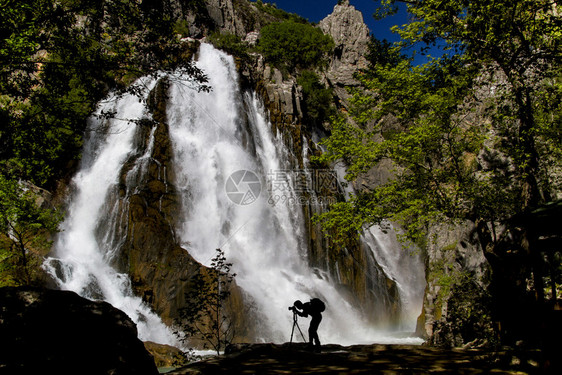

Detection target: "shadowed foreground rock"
[0, 287, 158, 375]
[168, 343, 548, 374]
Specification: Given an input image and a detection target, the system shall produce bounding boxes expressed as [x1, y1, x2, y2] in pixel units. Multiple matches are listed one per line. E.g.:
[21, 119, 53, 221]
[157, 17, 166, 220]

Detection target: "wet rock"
[144, 341, 189, 368]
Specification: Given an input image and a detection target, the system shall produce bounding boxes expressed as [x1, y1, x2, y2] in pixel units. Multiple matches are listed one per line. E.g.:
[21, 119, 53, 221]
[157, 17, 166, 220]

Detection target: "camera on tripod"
[288, 300, 302, 313]
[288, 300, 306, 344]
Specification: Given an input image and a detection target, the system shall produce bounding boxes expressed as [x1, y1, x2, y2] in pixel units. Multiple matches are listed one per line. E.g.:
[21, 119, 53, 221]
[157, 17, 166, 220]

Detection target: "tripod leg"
[295, 320, 307, 343]
[290, 320, 296, 344]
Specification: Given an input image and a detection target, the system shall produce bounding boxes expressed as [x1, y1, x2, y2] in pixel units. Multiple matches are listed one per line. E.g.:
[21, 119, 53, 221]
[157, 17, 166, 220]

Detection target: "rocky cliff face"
[318, 0, 370, 108]
[416, 222, 494, 347]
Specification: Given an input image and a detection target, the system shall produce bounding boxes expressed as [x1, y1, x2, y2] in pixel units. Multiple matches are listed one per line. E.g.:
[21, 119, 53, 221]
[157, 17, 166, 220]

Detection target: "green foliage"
[208, 32, 249, 59]
[364, 36, 405, 69]
[317, 56, 489, 244]
[0, 174, 62, 286]
[252, 1, 308, 23]
[176, 249, 237, 355]
[256, 21, 334, 73]
[316, 0, 562, 247]
[174, 19, 192, 37]
[297, 71, 335, 128]
[0, 0, 208, 188]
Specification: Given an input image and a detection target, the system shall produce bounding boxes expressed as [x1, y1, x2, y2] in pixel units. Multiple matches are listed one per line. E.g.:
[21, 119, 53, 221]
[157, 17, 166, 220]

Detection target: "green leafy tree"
[256, 20, 334, 73]
[177, 249, 237, 355]
[316, 0, 562, 306]
[208, 31, 249, 59]
[1, 0, 208, 188]
[297, 70, 335, 128]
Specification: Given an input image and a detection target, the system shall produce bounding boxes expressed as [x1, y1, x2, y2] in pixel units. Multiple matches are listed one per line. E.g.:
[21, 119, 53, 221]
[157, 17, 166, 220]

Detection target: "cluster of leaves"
[0, 175, 62, 286]
[316, 0, 562, 248]
[176, 249, 237, 355]
[256, 21, 334, 73]
[1, 0, 208, 188]
[297, 71, 335, 129]
[207, 31, 250, 60]
[316, 55, 488, 245]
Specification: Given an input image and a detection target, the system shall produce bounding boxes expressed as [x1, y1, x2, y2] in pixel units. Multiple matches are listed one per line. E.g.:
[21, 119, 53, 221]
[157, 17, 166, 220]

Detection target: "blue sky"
[258, 0, 441, 65]
[260, 0, 408, 43]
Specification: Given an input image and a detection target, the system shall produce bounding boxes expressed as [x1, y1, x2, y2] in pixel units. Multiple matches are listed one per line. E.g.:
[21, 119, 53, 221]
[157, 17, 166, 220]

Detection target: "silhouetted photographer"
[289, 298, 325, 352]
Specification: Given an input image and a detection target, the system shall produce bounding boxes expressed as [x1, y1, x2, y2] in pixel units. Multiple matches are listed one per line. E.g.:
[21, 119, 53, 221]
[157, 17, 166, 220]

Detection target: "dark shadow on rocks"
[0, 286, 159, 375]
[167, 342, 548, 374]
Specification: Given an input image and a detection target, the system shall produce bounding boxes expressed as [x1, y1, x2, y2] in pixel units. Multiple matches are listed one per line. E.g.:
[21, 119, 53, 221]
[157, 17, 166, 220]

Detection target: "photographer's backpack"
[310, 298, 325, 313]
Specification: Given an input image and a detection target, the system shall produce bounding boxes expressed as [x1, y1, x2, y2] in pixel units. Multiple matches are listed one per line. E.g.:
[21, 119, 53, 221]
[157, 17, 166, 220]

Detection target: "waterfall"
[167, 44, 423, 344]
[362, 224, 426, 331]
[168, 44, 368, 344]
[44, 43, 425, 347]
[43, 78, 179, 346]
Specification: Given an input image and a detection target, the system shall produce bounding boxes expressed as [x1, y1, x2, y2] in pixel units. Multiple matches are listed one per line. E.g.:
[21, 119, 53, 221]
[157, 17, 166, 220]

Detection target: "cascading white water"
[43, 42, 425, 347]
[362, 224, 426, 331]
[43, 78, 179, 346]
[167, 44, 423, 344]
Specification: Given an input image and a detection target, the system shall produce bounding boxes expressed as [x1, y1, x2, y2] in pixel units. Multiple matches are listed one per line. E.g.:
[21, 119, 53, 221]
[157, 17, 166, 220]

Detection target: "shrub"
[208, 32, 249, 59]
[257, 21, 334, 72]
[297, 71, 335, 128]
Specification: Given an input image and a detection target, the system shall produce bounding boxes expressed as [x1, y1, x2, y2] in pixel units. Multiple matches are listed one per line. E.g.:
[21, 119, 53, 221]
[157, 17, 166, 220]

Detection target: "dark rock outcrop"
[0, 286, 159, 374]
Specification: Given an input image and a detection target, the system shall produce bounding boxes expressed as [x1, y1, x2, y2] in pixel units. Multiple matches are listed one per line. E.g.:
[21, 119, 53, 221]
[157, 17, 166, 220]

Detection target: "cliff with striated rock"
[318, 0, 370, 109]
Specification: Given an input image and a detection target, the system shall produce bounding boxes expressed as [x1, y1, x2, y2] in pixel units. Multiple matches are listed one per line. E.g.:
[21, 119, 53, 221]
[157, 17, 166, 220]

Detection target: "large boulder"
[0, 287, 159, 374]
